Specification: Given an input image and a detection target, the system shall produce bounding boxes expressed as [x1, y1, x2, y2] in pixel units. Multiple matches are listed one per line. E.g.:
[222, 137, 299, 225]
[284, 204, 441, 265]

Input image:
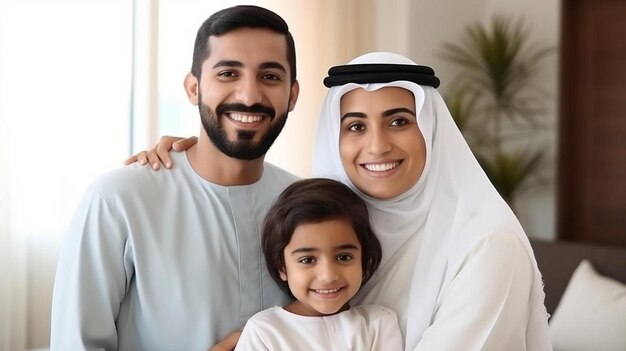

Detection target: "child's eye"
[298, 257, 316, 264]
[337, 254, 353, 262]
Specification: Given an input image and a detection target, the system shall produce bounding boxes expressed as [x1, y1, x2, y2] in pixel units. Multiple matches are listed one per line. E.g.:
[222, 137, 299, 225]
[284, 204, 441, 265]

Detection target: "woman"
[130, 52, 552, 350]
[312, 52, 551, 350]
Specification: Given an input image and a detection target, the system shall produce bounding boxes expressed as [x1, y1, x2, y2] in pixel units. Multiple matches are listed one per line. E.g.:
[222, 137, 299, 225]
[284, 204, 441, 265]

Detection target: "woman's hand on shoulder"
[123, 135, 198, 170]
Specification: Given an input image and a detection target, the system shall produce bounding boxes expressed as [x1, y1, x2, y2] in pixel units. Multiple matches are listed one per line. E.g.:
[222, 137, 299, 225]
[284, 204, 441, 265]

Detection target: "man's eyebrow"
[211, 60, 287, 73]
[212, 60, 243, 69]
[259, 62, 287, 73]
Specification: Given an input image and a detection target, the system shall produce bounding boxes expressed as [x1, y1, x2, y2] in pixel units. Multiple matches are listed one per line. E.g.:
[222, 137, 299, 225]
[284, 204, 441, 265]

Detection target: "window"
[0, 0, 132, 236]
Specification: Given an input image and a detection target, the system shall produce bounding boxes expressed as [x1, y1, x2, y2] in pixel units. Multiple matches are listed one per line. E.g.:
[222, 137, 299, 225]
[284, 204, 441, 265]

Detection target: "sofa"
[530, 239, 626, 351]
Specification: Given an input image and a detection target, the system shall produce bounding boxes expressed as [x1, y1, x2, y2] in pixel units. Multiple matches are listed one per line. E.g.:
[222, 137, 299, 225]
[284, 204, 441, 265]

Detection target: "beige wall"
[483, 0, 561, 241]
[403, 0, 560, 239]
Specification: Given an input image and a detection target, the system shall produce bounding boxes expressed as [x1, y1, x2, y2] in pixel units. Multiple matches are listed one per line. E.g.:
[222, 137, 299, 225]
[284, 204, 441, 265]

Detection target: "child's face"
[280, 218, 363, 316]
[339, 87, 426, 199]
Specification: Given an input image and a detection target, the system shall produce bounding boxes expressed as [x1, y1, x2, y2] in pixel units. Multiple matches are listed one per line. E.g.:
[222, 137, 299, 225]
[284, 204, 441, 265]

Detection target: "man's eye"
[218, 71, 237, 78]
[261, 73, 280, 80]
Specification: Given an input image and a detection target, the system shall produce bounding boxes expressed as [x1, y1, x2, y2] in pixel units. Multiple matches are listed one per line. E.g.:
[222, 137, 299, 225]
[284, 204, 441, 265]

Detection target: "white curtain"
[0, 240, 27, 351]
[0, 131, 27, 351]
[0, 1, 133, 349]
[1, 4, 27, 350]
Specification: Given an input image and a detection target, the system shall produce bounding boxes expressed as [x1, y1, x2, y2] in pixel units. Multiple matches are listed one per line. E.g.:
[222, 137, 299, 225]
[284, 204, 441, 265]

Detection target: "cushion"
[549, 259, 626, 351]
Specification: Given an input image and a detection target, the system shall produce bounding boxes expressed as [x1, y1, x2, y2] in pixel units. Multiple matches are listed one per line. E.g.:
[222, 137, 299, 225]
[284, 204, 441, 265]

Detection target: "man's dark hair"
[262, 178, 382, 298]
[191, 5, 297, 85]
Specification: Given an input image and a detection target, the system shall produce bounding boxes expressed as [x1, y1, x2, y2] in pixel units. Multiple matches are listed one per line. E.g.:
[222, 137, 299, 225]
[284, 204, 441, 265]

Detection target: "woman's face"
[339, 87, 426, 200]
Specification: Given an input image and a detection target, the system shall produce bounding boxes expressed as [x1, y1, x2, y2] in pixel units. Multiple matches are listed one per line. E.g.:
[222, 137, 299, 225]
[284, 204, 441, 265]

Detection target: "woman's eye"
[347, 123, 365, 132]
[337, 254, 353, 262]
[390, 118, 408, 127]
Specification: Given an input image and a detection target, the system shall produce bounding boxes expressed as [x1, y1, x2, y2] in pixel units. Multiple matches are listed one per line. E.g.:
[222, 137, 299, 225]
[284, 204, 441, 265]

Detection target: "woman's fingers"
[172, 136, 198, 152]
[122, 135, 196, 169]
[123, 151, 149, 166]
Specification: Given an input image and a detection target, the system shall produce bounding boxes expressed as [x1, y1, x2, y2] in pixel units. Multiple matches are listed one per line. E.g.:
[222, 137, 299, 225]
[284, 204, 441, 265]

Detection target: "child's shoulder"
[248, 306, 283, 321]
[352, 304, 396, 314]
[350, 304, 399, 321]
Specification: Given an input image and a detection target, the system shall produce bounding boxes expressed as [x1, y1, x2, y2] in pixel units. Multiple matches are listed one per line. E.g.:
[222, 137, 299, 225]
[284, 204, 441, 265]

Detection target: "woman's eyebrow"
[383, 107, 416, 117]
[341, 112, 366, 121]
[341, 107, 416, 121]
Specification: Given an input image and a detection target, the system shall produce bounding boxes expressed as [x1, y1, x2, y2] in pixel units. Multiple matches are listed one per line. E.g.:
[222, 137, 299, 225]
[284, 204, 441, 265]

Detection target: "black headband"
[323, 63, 440, 88]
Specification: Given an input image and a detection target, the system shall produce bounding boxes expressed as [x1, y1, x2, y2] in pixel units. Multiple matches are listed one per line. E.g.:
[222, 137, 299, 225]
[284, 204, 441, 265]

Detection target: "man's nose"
[234, 76, 263, 106]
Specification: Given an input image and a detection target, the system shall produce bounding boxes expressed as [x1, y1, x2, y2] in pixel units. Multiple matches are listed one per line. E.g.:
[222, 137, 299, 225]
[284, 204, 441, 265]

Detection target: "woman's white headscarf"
[312, 52, 551, 349]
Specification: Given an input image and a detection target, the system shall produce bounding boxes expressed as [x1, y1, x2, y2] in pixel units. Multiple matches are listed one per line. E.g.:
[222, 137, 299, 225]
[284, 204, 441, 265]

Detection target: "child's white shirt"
[234, 305, 403, 350]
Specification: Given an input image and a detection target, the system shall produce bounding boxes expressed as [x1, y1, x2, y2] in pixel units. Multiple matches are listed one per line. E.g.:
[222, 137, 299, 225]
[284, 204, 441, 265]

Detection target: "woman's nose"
[367, 129, 392, 155]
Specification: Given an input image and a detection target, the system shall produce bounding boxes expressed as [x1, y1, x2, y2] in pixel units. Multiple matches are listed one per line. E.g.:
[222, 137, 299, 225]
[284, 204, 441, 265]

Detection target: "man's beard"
[199, 99, 288, 160]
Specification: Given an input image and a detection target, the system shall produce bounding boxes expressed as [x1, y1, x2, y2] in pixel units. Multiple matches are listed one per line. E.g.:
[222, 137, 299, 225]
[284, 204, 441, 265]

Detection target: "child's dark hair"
[262, 178, 382, 297]
[191, 5, 297, 85]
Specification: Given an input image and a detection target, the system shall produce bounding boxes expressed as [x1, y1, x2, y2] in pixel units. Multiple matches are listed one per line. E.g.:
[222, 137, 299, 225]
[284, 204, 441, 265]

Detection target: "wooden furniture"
[558, 0, 626, 246]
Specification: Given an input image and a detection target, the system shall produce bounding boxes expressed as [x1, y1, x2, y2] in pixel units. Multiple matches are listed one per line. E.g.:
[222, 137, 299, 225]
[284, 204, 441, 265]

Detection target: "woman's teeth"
[363, 162, 400, 172]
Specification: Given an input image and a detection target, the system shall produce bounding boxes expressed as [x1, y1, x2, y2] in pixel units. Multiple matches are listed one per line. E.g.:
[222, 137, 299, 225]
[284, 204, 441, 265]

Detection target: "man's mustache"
[216, 103, 276, 119]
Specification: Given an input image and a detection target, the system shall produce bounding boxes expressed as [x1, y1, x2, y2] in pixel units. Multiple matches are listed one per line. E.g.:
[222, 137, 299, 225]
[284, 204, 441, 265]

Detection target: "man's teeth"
[314, 288, 341, 294]
[229, 113, 262, 123]
[363, 162, 400, 172]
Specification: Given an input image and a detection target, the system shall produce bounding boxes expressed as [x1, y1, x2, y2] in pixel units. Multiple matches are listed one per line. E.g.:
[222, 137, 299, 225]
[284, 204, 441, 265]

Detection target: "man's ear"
[288, 80, 300, 112]
[184, 72, 199, 106]
[279, 269, 287, 281]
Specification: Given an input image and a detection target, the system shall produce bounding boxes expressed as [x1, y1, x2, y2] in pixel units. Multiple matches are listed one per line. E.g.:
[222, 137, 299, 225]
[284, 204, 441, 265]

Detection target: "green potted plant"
[441, 16, 554, 209]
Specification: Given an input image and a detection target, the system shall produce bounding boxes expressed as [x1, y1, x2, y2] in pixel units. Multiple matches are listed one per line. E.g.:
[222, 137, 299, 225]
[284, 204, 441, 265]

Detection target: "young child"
[234, 178, 403, 350]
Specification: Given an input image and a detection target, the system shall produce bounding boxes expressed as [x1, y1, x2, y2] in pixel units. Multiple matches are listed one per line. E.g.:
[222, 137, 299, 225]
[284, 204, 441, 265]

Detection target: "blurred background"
[1, 0, 624, 349]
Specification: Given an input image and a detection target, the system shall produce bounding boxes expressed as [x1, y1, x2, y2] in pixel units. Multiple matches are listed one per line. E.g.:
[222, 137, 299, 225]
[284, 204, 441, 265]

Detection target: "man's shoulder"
[90, 164, 160, 189]
[86, 161, 189, 201]
[263, 162, 300, 181]
[261, 162, 300, 186]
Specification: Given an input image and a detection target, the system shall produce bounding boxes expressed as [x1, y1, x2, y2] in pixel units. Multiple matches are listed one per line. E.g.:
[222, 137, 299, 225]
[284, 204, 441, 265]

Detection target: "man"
[51, 5, 300, 350]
